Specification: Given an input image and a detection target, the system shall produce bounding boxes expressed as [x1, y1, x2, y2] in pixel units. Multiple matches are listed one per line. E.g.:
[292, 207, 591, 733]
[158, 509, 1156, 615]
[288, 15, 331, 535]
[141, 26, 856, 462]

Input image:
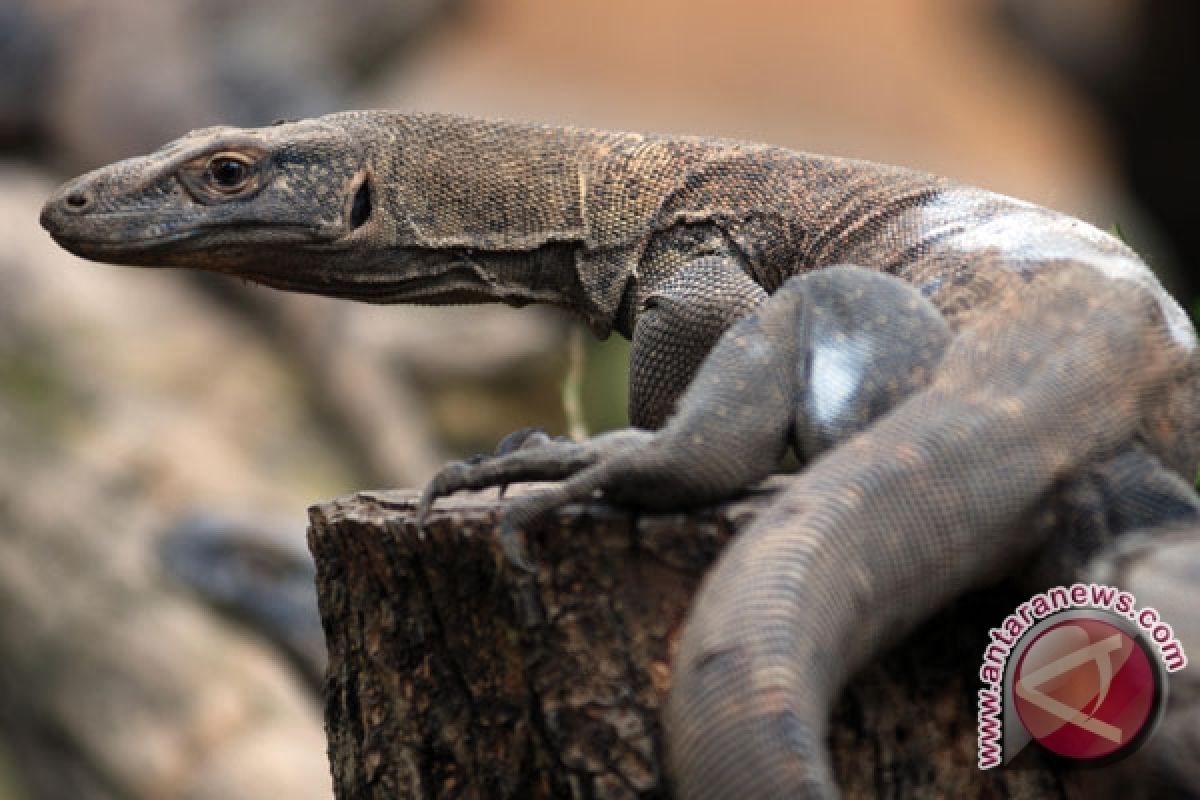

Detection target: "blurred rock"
[0, 164, 342, 799]
[159, 512, 327, 691]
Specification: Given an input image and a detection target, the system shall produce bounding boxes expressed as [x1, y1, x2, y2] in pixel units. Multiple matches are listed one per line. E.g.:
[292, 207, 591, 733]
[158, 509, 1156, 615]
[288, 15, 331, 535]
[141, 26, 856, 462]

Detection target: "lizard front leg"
[419, 256, 766, 525]
[628, 257, 767, 429]
[420, 267, 952, 565]
[426, 255, 757, 505]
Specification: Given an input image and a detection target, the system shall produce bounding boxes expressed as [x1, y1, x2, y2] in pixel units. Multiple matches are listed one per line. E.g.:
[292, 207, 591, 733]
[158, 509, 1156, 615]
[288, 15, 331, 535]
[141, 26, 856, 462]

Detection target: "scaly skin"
[41, 111, 1200, 797]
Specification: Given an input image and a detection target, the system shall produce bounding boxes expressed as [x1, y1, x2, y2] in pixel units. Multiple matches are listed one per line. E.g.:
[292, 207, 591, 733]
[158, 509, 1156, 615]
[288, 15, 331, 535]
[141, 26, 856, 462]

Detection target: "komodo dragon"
[39, 111, 1200, 798]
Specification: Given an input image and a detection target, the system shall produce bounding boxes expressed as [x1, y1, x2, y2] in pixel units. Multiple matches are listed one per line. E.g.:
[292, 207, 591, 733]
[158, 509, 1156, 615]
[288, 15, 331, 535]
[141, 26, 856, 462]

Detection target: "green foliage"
[581, 334, 631, 433]
[560, 326, 588, 440]
[0, 350, 77, 437]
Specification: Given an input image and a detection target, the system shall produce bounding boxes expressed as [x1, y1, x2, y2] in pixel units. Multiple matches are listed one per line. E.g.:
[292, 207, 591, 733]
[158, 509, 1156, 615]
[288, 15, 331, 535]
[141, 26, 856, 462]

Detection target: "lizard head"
[42, 110, 595, 312]
[39, 116, 373, 276]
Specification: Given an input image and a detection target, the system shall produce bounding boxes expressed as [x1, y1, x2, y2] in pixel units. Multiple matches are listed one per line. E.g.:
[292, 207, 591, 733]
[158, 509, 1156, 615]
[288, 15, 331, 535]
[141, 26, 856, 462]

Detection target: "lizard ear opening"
[349, 175, 372, 231]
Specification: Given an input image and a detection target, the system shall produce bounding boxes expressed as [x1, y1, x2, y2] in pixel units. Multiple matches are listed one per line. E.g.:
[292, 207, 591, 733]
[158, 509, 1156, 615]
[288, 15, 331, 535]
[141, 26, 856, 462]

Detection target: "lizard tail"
[665, 266, 1184, 799]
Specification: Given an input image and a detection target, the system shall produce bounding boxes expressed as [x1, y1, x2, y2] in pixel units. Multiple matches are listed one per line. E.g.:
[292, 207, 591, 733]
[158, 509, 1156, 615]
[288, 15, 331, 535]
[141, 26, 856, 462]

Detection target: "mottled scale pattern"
[40, 111, 1200, 799]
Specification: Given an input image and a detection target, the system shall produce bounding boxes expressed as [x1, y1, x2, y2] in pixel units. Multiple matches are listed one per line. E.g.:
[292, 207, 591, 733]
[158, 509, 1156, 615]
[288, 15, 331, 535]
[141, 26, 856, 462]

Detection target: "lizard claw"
[416, 458, 511, 527]
[415, 482, 439, 528]
[499, 517, 537, 573]
[496, 485, 581, 573]
[415, 464, 463, 528]
[417, 456, 496, 527]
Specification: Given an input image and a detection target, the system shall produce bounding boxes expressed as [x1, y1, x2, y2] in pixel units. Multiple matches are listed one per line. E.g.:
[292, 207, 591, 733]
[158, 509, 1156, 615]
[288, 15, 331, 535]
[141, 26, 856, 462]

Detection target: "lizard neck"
[247, 239, 595, 315]
[206, 113, 630, 327]
[314, 112, 632, 334]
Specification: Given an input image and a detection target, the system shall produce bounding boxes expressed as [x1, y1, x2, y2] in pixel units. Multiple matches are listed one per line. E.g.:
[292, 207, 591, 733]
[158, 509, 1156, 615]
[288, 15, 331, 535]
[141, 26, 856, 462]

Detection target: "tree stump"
[309, 482, 1105, 799]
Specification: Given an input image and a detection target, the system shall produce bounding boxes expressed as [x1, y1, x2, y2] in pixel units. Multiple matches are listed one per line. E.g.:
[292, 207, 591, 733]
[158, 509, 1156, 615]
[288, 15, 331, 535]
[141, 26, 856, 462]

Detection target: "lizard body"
[41, 111, 1200, 797]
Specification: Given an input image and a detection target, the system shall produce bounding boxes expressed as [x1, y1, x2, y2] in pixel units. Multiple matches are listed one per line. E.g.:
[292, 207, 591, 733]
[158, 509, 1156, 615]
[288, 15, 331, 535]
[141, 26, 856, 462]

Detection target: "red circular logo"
[1012, 617, 1159, 761]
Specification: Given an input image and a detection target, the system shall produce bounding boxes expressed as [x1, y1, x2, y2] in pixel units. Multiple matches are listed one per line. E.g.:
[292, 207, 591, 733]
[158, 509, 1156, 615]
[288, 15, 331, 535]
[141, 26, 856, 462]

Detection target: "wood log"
[309, 482, 1102, 799]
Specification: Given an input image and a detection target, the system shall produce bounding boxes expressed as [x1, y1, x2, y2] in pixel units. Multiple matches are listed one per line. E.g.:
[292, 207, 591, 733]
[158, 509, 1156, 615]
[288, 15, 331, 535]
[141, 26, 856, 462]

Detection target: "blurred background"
[0, 0, 1196, 797]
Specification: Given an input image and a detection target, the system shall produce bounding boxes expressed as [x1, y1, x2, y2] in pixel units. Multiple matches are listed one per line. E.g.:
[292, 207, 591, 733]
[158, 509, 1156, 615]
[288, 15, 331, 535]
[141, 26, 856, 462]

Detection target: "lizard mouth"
[247, 261, 501, 302]
[44, 224, 327, 266]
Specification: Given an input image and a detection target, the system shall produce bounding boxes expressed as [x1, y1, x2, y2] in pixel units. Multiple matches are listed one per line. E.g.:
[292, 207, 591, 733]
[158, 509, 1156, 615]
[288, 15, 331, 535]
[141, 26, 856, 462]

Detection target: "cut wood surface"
[307, 482, 1137, 799]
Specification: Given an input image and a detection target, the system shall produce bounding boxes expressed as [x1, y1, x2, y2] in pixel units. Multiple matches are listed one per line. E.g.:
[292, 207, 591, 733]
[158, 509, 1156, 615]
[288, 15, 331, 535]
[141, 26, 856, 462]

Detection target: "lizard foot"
[415, 429, 652, 528]
[498, 517, 537, 573]
[418, 430, 654, 570]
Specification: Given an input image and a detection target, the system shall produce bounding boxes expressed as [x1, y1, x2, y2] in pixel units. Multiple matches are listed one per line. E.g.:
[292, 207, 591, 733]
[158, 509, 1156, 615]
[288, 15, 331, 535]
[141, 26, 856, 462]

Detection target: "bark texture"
[309, 483, 1100, 799]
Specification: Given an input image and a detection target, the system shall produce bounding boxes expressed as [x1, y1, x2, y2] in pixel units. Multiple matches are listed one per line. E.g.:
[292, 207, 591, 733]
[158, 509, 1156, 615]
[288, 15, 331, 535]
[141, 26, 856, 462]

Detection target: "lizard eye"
[179, 146, 268, 203]
[206, 155, 253, 192]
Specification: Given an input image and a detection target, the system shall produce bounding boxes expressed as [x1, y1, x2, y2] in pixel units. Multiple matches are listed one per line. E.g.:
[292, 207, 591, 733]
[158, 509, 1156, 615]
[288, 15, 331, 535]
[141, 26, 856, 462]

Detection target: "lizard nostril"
[64, 190, 92, 212]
